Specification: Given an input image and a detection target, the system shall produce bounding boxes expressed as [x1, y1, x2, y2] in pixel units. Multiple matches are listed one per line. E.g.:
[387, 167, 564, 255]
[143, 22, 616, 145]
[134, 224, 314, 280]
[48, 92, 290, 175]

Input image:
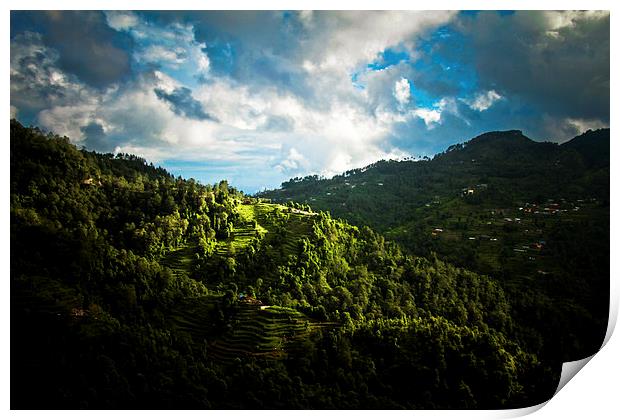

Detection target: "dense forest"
[12, 120, 604, 409]
[260, 129, 610, 372]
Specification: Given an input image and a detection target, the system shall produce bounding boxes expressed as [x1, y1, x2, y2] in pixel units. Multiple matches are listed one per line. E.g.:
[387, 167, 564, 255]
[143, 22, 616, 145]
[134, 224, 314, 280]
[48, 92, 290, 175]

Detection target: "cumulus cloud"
[564, 117, 607, 135]
[540, 115, 609, 142]
[297, 11, 314, 29]
[393, 77, 411, 107]
[457, 10, 609, 122]
[25, 52, 398, 180]
[406, 97, 461, 129]
[10, 11, 132, 88]
[154, 86, 217, 121]
[81, 122, 112, 152]
[38, 100, 100, 143]
[105, 11, 139, 31]
[10, 11, 609, 191]
[105, 11, 210, 81]
[138, 45, 187, 66]
[10, 32, 95, 119]
[85, 11, 456, 180]
[298, 11, 456, 71]
[412, 108, 441, 127]
[192, 78, 406, 177]
[275, 147, 308, 173]
[544, 10, 609, 34]
[465, 90, 503, 112]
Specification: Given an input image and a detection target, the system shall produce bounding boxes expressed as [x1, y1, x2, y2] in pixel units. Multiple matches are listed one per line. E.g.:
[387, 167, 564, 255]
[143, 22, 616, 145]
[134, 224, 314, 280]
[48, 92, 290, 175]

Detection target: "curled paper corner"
[497, 355, 600, 418]
[601, 292, 619, 349]
[554, 355, 595, 396]
[493, 400, 548, 418]
[553, 296, 618, 397]
[548, 295, 618, 400]
[497, 298, 618, 419]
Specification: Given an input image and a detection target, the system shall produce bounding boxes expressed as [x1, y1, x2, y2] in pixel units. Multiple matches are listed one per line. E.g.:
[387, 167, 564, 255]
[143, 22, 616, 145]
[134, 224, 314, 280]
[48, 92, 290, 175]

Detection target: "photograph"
[9, 8, 611, 411]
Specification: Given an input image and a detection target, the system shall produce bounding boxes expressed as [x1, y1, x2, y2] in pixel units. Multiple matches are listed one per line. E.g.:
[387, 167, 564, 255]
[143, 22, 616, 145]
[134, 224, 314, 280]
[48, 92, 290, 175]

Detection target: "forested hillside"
[259, 129, 610, 371]
[11, 120, 560, 408]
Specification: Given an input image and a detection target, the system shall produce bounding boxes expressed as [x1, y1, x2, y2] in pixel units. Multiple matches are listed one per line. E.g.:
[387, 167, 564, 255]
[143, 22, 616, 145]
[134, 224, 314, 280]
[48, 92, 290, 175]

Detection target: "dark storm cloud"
[10, 31, 88, 122]
[154, 87, 218, 121]
[81, 122, 113, 152]
[455, 11, 609, 122]
[9, 10, 610, 192]
[141, 11, 291, 53]
[138, 11, 316, 99]
[11, 11, 133, 88]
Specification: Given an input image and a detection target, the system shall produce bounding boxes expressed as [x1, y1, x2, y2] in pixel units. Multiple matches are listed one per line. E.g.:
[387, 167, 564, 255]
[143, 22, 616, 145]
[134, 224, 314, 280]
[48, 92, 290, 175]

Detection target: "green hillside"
[258, 129, 610, 367]
[11, 120, 576, 409]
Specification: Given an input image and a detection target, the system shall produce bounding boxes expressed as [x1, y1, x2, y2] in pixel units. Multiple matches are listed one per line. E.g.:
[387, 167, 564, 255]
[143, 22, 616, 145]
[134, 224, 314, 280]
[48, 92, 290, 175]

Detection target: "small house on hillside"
[82, 178, 101, 186]
[240, 296, 264, 306]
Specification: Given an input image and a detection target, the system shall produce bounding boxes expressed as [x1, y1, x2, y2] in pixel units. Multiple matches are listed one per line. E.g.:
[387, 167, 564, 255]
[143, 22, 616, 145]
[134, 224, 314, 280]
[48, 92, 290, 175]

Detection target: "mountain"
[562, 128, 610, 169]
[258, 128, 610, 366]
[11, 120, 559, 409]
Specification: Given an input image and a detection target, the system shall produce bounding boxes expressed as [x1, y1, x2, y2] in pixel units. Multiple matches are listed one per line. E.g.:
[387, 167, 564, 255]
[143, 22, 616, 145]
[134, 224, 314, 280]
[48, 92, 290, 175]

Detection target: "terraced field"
[159, 204, 319, 271]
[213, 204, 264, 257]
[161, 241, 197, 277]
[207, 304, 316, 362]
[12, 277, 82, 317]
[170, 297, 322, 362]
[169, 295, 223, 343]
[252, 203, 317, 258]
[163, 203, 325, 362]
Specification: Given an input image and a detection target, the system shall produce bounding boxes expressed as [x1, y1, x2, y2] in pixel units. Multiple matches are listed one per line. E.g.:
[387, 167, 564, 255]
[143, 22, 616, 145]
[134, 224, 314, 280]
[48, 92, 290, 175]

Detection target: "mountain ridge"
[12, 119, 563, 409]
[258, 127, 609, 370]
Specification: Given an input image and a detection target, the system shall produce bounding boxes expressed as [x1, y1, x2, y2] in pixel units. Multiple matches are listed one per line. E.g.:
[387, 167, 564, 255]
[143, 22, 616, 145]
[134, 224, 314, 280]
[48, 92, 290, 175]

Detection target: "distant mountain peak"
[466, 130, 530, 146]
[562, 127, 610, 168]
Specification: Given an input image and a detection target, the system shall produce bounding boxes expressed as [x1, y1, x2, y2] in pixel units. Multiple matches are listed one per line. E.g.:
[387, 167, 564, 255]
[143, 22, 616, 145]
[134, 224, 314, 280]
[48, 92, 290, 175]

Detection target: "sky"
[9, 10, 610, 193]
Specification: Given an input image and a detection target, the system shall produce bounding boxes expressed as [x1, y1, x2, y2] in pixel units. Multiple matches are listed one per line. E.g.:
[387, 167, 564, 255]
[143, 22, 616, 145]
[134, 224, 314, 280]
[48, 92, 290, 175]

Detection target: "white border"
[3, 2, 617, 419]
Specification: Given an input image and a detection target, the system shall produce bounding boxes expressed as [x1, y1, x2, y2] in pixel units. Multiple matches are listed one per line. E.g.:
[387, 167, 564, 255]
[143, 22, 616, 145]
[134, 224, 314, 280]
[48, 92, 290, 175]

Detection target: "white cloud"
[543, 10, 609, 34]
[10, 14, 460, 185]
[12, 12, 473, 189]
[465, 90, 503, 112]
[275, 147, 308, 173]
[302, 11, 456, 71]
[540, 115, 608, 142]
[412, 108, 441, 128]
[10, 11, 611, 191]
[105, 12, 210, 79]
[10, 32, 92, 112]
[393, 77, 411, 107]
[137, 45, 186, 66]
[406, 97, 461, 129]
[192, 76, 407, 177]
[564, 117, 607, 134]
[104, 11, 139, 31]
[10, 105, 18, 119]
[38, 101, 100, 142]
[298, 11, 314, 29]
[152, 70, 181, 93]
[197, 54, 210, 72]
[30, 64, 394, 177]
[274, 11, 458, 138]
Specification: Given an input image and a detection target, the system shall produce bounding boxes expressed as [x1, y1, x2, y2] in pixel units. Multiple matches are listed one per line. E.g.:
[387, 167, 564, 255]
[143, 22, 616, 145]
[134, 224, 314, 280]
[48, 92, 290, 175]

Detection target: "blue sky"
[10, 11, 609, 193]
